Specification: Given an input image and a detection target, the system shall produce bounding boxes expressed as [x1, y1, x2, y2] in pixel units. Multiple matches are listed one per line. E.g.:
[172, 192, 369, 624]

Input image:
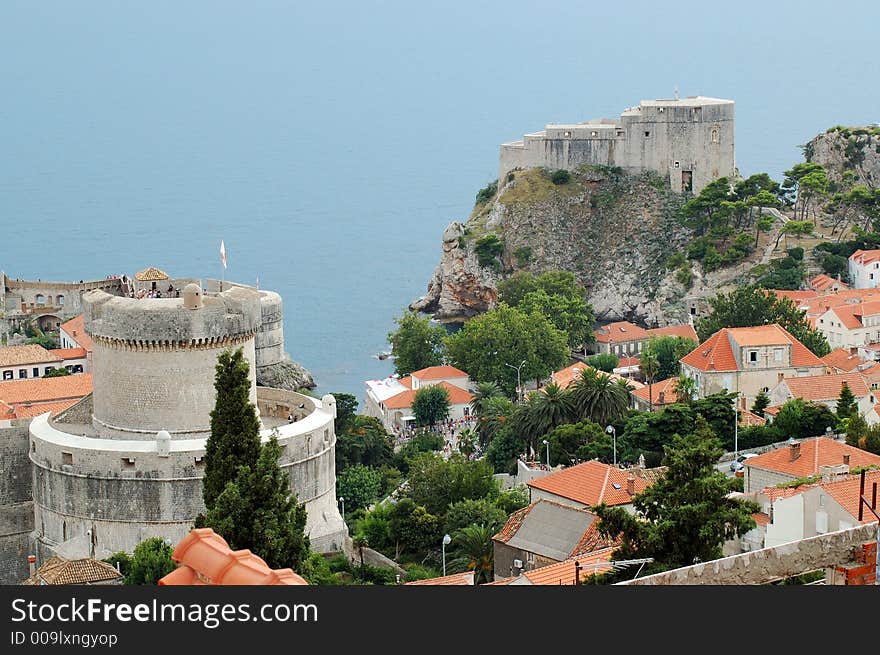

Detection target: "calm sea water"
[2, 1, 878, 399]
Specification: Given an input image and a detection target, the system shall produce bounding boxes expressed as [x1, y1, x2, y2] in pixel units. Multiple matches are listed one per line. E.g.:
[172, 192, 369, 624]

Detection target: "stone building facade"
[499, 95, 735, 194]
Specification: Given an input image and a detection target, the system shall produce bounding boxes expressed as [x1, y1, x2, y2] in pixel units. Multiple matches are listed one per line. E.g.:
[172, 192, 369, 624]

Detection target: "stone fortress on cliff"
[499, 94, 736, 194]
[0, 270, 345, 582]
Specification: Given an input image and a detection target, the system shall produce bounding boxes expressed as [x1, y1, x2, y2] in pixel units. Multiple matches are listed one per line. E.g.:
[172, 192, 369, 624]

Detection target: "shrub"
[514, 246, 532, 267]
[675, 264, 693, 288]
[475, 180, 498, 205]
[787, 246, 804, 261]
[702, 246, 722, 271]
[474, 234, 504, 269]
[550, 169, 571, 185]
[666, 252, 686, 269]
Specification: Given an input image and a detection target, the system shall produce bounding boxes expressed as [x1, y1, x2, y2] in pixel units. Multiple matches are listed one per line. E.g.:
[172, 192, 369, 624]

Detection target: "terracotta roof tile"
[0, 344, 61, 367]
[752, 512, 771, 527]
[134, 266, 169, 281]
[492, 505, 533, 543]
[631, 377, 679, 406]
[49, 347, 87, 360]
[405, 571, 474, 585]
[527, 460, 652, 507]
[647, 324, 698, 342]
[809, 274, 848, 292]
[548, 362, 643, 392]
[569, 520, 621, 557]
[680, 324, 824, 372]
[745, 437, 880, 478]
[383, 381, 473, 410]
[12, 398, 81, 419]
[780, 372, 869, 401]
[821, 469, 880, 523]
[410, 365, 469, 380]
[59, 315, 94, 353]
[821, 348, 869, 373]
[23, 557, 122, 585]
[0, 374, 92, 406]
[159, 528, 308, 585]
[520, 548, 616, 585]
[739, 409, 767, 427]
[593, 321, 650, 344]
[850, 249, 880, 265]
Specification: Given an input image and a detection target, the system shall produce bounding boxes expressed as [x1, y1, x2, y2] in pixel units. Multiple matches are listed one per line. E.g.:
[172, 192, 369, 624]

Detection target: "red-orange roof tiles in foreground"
[12, 399, 80, 420]
[0, 374, 92, 406]
[631, 377, 679, 406]
[647, 324, 698, 342]
[527, 460, 650, 507]
[49, 347, 88, 360]
[521, 548, 616, 585]
[593, 321, 650, 344]
[410, 365, 468, 380]
[158, 528, 307, 586]
[405, 571, 474, 585]
[745, 437, 880, 479]
[821, 348, 868, 373]
[781, 372, 870, 402]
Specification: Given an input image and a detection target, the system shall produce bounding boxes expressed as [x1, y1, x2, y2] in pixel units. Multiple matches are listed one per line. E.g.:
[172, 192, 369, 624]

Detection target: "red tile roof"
[821, 348, 868, 373]
[771, 290, 819, 304]
[752, 512, 771, 527]
[159, 528, 307, 586]
[49, 347, 87, 360]
[739, 409, 767, 427]
[631, 377, 679, 406]
[745, 437, 880, 479]
[0, 374, 92, 406]
[410, 365, 468, 380]
[492, 505, 532, 543]
[383, 381, 473, 410]
[647, 324, 698, 342]
[0, 344, 61, 367]
[405, 571, 474, 585]
[11, 398, 81, 420]
[850, 249, 880, 265]
[520, 548, 616, 584]
[821, 469, 880, 523]
[59, 315, 94, 353]
[569, 519, 620, 557]
[548, 362, 643, 392]
[809, 273, 848, 292]
[527, 460, 651, 507]
[615, 356, 641, 369]
[781, 372, 870, 401]
[22, 557, 122, 585]
[593, 321, 650, 344]
[680, 324, 824, 372]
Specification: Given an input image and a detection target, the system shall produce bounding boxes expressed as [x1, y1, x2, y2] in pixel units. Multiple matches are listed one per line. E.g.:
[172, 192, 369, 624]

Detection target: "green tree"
[444, 303, 569, 396]
[594, 416, 758, 570]
[569, 367, 632, 426]
[751, 391, 770, 418]
[411, 385, 451, 427]
[388, 498, 442, 560]
[204, 436, 310, 570]
[335, 415, 394, 472]
[774, 398, 837, 440]
[641, 335, 697, 381]
[449, 524, 495, 584]
[696, 286, 830, 357]
[388, 311, 447, 377]
[846, 413, 868, 447]
[331, 392, 359, 434]
[471, 381, 504, 419]
[457, 427, 478, 459]
[498, 271, 586, 309]
[485, 426, 525, 475]
[545, 420, 614, 466]
[336, 464, 383, 513]
[103, 552, 132, 578]
[443, 498, 508, 537]
[836, 382, 858, 421]
[404, 453, 498, 517]
[673, 374, 697, 403]
[125, 538, 175, 585]
[640, 349, 660, 410]
[203, 348, 262, 508]
[476, 395, 516, 447]
[355, 503, 394, 555]
[494, 486, 529, 514]
[42, 367, 71, 378]
[515, 383, 576, 455]
[585, 353, 618, 373]
[518, 288, 595, 350]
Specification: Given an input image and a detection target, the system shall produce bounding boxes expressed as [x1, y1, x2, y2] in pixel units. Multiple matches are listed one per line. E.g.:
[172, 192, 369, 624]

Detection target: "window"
[44, 367, 53, 374]
[590, 130, 598, 137]
[711, 127, 720, 143]
[2, 371, 11, 381]
[674, 161, 680, 168]
[121, 458, 136, 469]
[18, 369, 27, 379]
[36, 294, 45, 306]
[774, 348, 783, 362]
[563, 130, 571, 138]
[644, 131, 651, 137]
[749, 351, 758, 363]
[616, 130, 625, 137]
[32, 368, 39, 377]
[62, 452, 73, 465]
[57, 295, 64, 306]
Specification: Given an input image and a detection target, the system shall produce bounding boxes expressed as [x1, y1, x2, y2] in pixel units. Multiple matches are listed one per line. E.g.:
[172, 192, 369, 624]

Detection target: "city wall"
[0, 421, 34, 584]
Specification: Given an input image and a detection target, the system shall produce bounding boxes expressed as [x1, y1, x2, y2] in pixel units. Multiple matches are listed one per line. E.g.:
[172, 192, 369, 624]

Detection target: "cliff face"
[806, 126, 880, 188]
[411, 167, 699, 325]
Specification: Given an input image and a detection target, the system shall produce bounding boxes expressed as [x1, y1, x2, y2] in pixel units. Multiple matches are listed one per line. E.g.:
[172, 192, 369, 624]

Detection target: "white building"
[767, 372, 877, 424]
[848, 249, 880, 289]
[0, 344, 86, 381]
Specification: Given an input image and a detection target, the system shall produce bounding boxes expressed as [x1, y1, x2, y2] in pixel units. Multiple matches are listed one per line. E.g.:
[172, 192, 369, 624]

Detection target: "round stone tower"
[83, 286, 262, 439]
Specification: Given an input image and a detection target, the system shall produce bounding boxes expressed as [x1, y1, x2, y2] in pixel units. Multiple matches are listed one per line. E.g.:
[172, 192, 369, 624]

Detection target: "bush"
[585, 353, 618, 372]
[787, 246, 804, 261]
[702, 246, 722, 271]
[514, 246, 532, 267]
[666, 252, 686, 269]
[550, 169, 571, 185]
[474, 234, 504, 269]
[475, 180, 498, 205]
[675, 264, 693, 288]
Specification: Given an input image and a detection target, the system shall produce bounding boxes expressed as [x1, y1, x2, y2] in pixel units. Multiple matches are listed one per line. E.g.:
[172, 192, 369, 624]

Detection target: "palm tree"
[478, 396, 516, 447]
[457, 428, 477, 459]
[640, 349, 660, 411]
[673, 374, 697, 404]
[471, 381, 504, 418]
[529, 383, 575, 443]
[569, 368, 631, 426]
[448, 524, 494, 585]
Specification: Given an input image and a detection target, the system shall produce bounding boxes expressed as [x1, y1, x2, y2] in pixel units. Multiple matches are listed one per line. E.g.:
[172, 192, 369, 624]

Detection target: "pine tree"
[202, 348, 262, 507]
[751, 391, 770, 418]
[835, 381, 857, 421]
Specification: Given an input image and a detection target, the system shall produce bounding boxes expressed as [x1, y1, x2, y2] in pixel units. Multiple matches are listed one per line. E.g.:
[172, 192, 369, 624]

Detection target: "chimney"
[27, 555, 36, 578]
[626, 474, 636, 496]
[843, 453, 851, 466]
[657, 391, 665, 404]
[789, 440, 801, 461]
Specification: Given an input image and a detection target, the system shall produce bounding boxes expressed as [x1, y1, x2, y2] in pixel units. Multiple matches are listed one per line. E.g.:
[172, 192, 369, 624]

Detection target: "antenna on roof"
[673, 85, 679, 101]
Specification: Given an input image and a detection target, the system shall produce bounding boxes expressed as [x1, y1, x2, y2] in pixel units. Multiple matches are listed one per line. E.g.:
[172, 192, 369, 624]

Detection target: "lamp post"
[339, 496, 345, 521]
[605, 425, 617, 466]
[442, 533, 452, 576]
[733, 393, 739, 460]
[543, 438, 550, 468]
[504, 359, 527, 403]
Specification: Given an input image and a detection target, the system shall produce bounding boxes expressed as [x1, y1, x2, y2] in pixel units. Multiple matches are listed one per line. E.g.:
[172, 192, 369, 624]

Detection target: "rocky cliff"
[806, 125, 880, 188]
[412, 166, 702, 326]
[257, 356, 316, 391]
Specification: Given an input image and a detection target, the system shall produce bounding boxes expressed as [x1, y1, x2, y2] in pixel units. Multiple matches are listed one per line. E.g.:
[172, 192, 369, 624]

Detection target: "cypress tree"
[835, 381, 857, 421]
[202, 348, 262, 507]
[751, 391, 770, 418]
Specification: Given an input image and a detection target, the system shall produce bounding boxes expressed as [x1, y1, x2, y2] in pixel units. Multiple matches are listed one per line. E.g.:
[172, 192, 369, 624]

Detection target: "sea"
[2, 1, 878, 401]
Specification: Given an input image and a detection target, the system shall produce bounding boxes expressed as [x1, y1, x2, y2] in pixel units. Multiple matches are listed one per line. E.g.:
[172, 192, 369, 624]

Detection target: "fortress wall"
[255, 291, 286, 370]
[4, 278, 123, 317]
[0, 422, 34, 583]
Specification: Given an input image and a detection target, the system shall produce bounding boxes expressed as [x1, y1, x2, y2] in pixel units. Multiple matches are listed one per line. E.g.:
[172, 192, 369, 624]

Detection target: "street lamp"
[733, 393, 739, 460]
[605, 425, 617, 466]
[339, 496, 345, 521]
[543, 438, 550, 468]
[504, 359, 527, 403]
[442, 533, 452, 576]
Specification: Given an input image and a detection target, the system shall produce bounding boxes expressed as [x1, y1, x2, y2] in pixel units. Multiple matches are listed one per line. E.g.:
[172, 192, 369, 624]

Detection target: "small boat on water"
[374, 350, 395, 360]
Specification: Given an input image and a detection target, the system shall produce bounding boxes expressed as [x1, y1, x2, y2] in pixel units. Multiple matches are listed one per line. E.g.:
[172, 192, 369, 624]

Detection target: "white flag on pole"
[220, 240, 227, 270]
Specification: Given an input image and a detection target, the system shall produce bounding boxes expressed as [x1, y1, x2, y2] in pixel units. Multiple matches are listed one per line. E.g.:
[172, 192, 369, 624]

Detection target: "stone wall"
[1, 274, 123, 318]
[620, 523, 878, 585]
[0, 422, 34, 584]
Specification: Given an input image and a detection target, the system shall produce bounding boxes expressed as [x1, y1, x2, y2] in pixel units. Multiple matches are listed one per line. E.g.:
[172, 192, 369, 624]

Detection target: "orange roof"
[520, 548, 616, 584]
[134, 266, 169, 281]
[12, 398, 80, 419]
[569, 519, 620, 557]
[615, 356, 641, 368]
[763, 404, 782, 417]
[647, 324, 698, 342]
[821, 469, 880, 523]
[383, 381, 473, 410]
[398, 376, 412, 389]
[752, 512, 771, 527]
[631, 377, 679, 406]
[745, 437, 880, 478]
[739, 409, 767, 427]
[809, 273, 847, 292]
[0, 344, 61, 367]
[493, 505, 532, 543]
[770, 290, 819, 304]
[780, 372, 869, 401]
[593, 321, 650, 344]
[850, 249, 880, 265]
[49, 347, 87, 360]
[22, 557, 122, 585]
[0, 399, 14, 419]
[0, 374, 92, 406]
[549, 362, 643, 392]
[821, 348, 868, 373]
[527, 460, 651, 507]
[680, 324, 824, 373]
[159, 528, 307, 586]
[59, 315, 94, 353]
[405, 571, 474, 585]
[410, 365, 468, 380]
